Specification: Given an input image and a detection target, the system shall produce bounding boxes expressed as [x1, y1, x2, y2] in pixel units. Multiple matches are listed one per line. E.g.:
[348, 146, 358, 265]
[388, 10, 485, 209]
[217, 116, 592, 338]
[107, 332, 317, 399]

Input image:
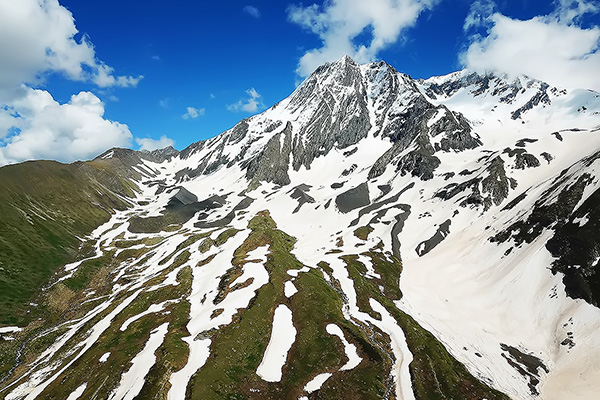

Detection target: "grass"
[340, 253, 510, 400]
[10, 257, 195, 399]
[0, 160, 135, 326]
[353, 225, 374, 241]
[0, 171, 511, 400]
[186, 212, 396, 399]
[187, 211, 301, 399]
[63, 250, 116, 291]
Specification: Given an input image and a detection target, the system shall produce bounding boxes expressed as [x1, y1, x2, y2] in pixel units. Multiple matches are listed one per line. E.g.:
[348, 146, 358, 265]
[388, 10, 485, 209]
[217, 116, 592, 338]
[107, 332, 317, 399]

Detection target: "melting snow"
[65, 383, 87, 400]
[304, 373, 332, 393]
[109, 323, 169, 400]
[256, 304, 296, 382]
[120, 301, 170, 331]
[325, 324, 361, 371]
[284, 281, 298, 298]
[0, 326, 22, 334]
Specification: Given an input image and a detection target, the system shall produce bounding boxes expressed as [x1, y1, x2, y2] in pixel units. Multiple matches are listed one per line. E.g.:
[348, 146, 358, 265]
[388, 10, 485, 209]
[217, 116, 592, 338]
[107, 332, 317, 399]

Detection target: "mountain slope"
[0, 157, 141, 326]
[1, 56, 600, 400]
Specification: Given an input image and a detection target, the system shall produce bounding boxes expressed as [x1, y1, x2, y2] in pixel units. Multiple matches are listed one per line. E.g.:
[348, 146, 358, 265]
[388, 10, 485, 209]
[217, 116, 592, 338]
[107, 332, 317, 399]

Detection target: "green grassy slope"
[0, 158, 137, 326]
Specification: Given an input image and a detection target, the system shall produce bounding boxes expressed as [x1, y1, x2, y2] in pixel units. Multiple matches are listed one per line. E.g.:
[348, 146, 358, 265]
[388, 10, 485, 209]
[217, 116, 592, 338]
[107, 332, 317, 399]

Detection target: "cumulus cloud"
[0, 0, 142, 89]
[0, 0, 144, 165]
[243, 5, 261, 18]
[182, 106, 205, 119]
[0, 88, 132, 166]
[288, 0, 438, 76]
[227, 88, 265, 113]
[462, 0, 600, 90]
[135, 135, 175, 151]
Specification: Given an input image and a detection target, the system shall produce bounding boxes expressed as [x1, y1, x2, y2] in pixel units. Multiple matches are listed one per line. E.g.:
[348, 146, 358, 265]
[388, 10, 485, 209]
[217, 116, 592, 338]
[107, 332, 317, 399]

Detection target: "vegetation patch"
[11, 261, 194, 399]
[340, 255, 509, 400]
[353, 225, 374, 241]
[0, 160, 135, 326]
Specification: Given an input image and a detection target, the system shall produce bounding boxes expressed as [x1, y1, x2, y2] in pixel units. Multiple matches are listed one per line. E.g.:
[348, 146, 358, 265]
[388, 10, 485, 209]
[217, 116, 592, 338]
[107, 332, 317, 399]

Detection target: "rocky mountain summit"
[1, 56, 600, 400]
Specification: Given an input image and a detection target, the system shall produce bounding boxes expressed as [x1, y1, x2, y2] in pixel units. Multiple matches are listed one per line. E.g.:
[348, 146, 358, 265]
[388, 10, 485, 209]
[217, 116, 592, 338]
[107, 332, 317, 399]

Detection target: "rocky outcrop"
[436, 155, 516, 210]
[288, 57, 372, 171]
[491, 151, 600, 306]
[504, 148, 541, 169]
[336, 182, 370, 213]
[511, 83, 551, 120]
[246, 122, 293, 186]
[140, 146, 180, 163]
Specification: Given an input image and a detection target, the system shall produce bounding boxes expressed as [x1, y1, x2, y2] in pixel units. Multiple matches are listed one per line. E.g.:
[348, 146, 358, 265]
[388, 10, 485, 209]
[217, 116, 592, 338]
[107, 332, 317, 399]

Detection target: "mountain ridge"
[1, 56, 600, 400]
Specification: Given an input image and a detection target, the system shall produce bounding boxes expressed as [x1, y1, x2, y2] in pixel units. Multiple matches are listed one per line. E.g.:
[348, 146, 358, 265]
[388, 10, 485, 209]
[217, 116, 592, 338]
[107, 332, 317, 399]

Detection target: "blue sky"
[0, 0, 599, 165]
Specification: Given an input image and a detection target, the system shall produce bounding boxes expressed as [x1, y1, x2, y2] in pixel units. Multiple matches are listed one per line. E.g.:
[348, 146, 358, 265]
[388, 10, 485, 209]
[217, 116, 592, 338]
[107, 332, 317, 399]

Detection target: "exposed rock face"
[416, 219, 451, 256]
[287, 56, 372, 171]
[420, 71, 560, 121]
[246, 122, 293, 185]
[504, 148, 541, 169]
[288, 184, 315, 213]
[436, 155, 516, 210]
[481, 156, 517, 207]
[336, 182, 370, 213]
[141, 146, 180, 163]
[511, 83, 551, 120]
[172, 56, 483, 186]
[4, 55, 600, 400]
[492, 151, 600, 305]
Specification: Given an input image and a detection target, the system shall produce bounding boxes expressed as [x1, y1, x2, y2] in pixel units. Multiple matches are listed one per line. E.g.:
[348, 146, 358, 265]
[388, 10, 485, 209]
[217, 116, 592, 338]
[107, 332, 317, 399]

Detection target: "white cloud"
[159, 98, 170, 109]
[227, 88, 265, 113]
[94, 64, 143, 88]
[554, 0, 599, 23]
[463, 0, 496, 31]
[182, 106, 205, 119]
[0, 0, 142, 89]
[135, 135, 175, 151]
[243, 5, 261, 18]
[288, 0, 438, 76]
[0, 0, 144, 165]
[462, 0, 600, 90]
[0, 88, 132, 166]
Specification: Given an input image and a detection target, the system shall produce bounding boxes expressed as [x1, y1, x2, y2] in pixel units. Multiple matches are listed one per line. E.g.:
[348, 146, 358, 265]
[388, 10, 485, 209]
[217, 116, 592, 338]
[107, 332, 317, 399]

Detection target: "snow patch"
[284, 281, 298, 298]
[256, 304, 296, 382]
[326, 324, 361, 371]
[304, 373, 332, 393]
[120, 301, 169, 331]
[0, 326, 22, 334]
[109, 323, 169, 400]
[66, 383, 87, 400]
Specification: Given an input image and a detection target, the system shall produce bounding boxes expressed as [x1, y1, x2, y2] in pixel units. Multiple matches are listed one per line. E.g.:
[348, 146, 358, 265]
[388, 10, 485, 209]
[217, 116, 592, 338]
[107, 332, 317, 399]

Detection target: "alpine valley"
[1, 56, 600, 400]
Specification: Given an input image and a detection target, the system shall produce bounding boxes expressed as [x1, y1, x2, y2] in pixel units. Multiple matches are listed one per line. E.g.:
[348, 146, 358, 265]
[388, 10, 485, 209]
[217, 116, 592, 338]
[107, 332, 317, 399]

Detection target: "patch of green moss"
[353, 225, 374, 241]
[215, 228, 242, 247]
[63, 250, 116, 291]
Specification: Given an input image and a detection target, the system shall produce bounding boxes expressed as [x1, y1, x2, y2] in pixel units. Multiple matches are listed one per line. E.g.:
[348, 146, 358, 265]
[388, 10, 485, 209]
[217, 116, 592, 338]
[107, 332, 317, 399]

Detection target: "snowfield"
[2, 57, 600, 400]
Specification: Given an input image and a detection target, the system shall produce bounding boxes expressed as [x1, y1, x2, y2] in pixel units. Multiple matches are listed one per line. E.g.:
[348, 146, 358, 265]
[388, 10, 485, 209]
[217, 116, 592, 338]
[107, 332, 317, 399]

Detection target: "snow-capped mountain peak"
[2, 56, 600, 400]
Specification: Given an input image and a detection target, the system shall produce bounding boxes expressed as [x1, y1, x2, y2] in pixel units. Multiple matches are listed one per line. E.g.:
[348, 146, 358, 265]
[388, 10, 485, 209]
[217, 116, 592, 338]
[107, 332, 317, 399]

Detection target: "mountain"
[1, 56, 600, 400]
